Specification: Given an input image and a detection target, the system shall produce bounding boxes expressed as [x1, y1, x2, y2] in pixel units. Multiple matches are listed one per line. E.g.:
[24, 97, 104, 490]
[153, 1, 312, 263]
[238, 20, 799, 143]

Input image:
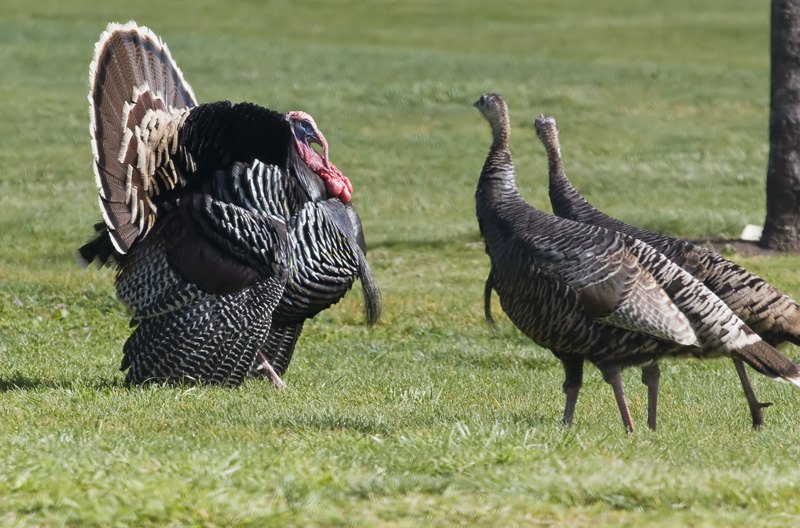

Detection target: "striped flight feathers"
[520, 229, 698, 346]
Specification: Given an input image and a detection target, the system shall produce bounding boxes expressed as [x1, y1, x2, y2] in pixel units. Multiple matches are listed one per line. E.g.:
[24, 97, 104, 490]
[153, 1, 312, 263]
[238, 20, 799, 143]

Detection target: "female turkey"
[533, 114, 800, 428]
[77, 22, 378, 386]
[474, 93, 800, 432]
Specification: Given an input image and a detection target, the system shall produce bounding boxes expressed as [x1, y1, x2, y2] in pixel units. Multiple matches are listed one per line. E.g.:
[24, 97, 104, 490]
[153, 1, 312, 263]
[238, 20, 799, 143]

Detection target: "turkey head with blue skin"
[286, 111, 352, 204]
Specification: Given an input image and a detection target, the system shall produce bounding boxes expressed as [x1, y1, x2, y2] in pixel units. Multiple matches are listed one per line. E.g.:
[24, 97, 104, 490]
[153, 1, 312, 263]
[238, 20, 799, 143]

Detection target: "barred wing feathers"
[116, 192, 290, 385]
[515, 227, 698, 346]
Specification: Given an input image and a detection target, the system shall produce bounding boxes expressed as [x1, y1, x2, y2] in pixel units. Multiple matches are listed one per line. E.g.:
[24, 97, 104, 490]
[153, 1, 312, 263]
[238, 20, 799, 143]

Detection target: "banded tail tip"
[776, 356, 800, 387]
[767, 362, 800, 387]
[786, 372, 800, 388]
[75, 249, 91, 269]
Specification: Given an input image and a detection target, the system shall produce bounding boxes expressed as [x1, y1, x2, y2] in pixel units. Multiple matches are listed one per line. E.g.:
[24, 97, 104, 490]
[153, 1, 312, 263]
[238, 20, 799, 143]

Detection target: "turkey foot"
[254, 351, 286, 389]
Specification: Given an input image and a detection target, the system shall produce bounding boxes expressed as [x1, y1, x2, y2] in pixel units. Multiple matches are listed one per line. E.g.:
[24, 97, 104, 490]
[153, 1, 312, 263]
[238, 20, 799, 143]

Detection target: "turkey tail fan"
[122, 276, 285, 386]
[87, 21, 197, 261]
[735, 340, 800, 387]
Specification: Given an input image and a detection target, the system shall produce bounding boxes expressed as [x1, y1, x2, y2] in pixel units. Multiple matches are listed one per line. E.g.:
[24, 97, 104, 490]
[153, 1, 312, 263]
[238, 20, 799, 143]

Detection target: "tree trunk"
[762, 0, 800, 251]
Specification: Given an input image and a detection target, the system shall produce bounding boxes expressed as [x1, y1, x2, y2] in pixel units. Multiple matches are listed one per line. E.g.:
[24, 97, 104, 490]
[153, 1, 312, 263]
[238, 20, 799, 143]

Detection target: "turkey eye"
[299, 120, 314, 136]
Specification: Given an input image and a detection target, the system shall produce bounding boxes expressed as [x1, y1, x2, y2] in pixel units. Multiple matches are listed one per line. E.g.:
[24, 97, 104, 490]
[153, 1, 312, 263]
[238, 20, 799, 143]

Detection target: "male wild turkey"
[533, 114, 800, 428]
[474, 93, 800, 432]
[77, 22, 378, 386]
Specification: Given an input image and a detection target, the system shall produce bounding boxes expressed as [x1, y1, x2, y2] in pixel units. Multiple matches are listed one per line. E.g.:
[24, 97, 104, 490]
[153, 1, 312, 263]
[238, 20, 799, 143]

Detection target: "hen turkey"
[474, 93, 800, 432]
[77, 22, 378, 386]
[532, 114, 800, 429]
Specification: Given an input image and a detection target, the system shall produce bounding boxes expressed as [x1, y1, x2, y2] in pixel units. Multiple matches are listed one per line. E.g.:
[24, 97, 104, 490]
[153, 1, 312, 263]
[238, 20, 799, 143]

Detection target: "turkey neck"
[542, 130, 595, 222]
[287, 145, 327, 202]
[476, 115, 530, 243]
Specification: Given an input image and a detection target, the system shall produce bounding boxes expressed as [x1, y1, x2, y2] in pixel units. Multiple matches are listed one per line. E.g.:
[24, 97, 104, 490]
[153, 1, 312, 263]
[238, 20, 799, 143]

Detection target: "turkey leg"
[601, 365, 634, 433]
[641, 364, 661, 431]
[733, 359, 772, 429]
[254, 351, 286, 389]
[560, 355, 584, 427]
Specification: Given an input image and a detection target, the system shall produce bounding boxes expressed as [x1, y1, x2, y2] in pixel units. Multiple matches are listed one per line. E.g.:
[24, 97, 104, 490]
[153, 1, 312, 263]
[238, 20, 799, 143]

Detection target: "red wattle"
[322, 163, 353, 203]
[338, 185, 352, 203]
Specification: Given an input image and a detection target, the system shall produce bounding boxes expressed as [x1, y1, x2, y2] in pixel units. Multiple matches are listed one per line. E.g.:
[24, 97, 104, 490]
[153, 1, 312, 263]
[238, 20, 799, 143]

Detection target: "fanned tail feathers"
[85, 21, 197, 262]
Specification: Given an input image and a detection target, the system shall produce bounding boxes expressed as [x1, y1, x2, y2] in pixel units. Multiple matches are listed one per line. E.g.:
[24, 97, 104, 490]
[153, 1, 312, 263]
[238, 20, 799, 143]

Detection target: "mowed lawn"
[3, 0, 800, 526]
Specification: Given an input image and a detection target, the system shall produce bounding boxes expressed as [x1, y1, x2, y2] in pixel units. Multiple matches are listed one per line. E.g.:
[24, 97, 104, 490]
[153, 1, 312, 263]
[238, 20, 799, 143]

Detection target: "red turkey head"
[285, 111, 353, 203]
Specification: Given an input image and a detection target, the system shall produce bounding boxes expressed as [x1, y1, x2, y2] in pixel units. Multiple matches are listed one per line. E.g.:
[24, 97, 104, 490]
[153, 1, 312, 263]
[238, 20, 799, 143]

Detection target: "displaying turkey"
[77, 22, 379, 386]
[533, 114, 800, 429]
[474, 93, 800, 432]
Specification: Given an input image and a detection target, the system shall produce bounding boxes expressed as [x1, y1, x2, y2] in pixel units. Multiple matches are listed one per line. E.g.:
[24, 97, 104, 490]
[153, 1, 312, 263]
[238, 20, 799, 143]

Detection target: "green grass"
[3, 0, 800, 525]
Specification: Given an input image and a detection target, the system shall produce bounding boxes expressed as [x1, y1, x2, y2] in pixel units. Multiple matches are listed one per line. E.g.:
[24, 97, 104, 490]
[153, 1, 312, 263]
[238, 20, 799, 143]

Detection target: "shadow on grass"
[369, 233, 481, 251]
[0, 373, 124, 392]
[257, 406, 556, 436]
